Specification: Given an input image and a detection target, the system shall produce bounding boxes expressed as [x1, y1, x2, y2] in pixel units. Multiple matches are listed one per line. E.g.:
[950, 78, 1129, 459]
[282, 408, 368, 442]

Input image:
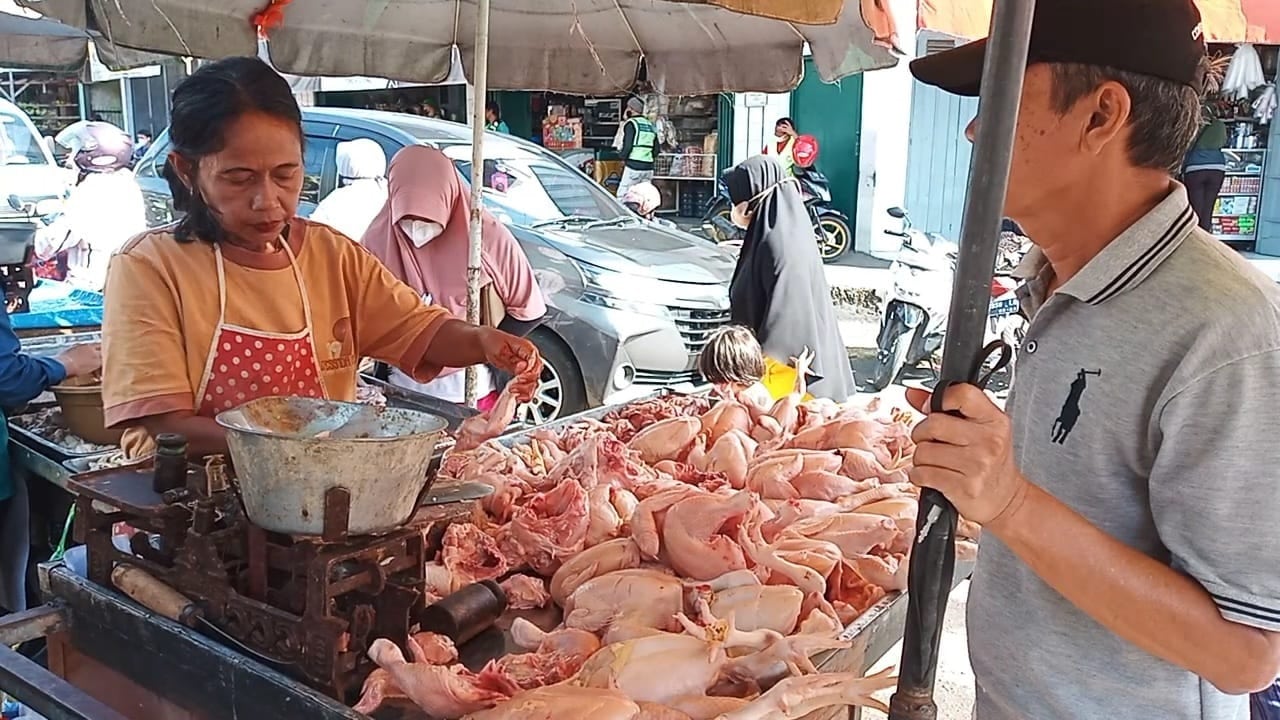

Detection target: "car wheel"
[518, 329, 587, 426]
[818, 215, 852, 263]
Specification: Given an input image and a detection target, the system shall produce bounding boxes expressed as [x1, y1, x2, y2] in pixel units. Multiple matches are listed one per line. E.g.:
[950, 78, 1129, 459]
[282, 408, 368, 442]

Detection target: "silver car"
[134, 108, 735, 423]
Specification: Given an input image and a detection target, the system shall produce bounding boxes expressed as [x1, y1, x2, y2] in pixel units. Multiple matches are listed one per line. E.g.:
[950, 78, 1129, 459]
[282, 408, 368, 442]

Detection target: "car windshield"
[0, 111, 48, 166]
[436, 143, 629, 227]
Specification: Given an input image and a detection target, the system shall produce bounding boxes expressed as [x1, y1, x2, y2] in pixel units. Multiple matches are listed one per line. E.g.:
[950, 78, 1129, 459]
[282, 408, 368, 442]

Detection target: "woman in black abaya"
[725, 155, 856, 402]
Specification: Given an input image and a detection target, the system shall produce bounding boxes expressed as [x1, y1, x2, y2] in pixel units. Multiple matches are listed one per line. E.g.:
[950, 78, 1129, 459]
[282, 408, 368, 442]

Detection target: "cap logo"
[1192, 23, 1204, 41]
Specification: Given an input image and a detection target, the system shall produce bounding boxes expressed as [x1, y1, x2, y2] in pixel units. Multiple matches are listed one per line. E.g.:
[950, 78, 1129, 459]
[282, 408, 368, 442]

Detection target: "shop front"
[915, 0, 1280, 258]
[490, 88, 732, 217]
[1205, 42, 1276, 253]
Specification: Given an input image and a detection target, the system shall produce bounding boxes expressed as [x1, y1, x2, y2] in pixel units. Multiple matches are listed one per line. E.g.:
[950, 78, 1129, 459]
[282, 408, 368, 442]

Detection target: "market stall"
[508, 88, 724, 211]
[1, 386, 972, 719]
[1204, 42, 1277, 251]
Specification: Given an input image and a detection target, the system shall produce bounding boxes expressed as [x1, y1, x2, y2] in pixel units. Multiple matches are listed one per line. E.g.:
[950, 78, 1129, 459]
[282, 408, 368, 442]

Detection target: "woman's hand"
[477, 327, 543, 402]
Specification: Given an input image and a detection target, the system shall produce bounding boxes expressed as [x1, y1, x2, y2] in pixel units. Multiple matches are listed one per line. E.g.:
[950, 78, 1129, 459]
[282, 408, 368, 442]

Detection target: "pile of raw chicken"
[355, 392, 981, 719]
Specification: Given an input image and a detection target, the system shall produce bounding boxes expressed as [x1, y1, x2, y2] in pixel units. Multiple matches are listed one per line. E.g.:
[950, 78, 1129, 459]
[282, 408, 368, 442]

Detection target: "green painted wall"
[790, 60, 863, 223]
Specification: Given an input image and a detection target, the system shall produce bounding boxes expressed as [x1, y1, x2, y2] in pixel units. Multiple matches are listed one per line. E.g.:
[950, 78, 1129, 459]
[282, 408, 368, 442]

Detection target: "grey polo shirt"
[969, 185, 1280, 720]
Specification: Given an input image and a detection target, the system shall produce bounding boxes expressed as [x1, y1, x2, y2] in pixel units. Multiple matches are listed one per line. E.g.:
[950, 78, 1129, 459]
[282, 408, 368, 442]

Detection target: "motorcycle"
[701, 165, 852, 263]
[0, 194, 57, 313]
[865, 207, 1027, 392]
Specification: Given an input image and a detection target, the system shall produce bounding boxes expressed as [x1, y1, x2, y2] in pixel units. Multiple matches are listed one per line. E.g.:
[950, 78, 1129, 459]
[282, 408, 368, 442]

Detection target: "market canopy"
[17, 0, 901, 94]
[0, 6, 165, 73]
[919, 0, 1280, 43]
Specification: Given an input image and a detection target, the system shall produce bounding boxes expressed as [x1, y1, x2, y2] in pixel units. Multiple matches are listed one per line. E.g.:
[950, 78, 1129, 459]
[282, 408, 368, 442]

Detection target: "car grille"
[669, 307, 731, 354]
[634, 369, 704, 386]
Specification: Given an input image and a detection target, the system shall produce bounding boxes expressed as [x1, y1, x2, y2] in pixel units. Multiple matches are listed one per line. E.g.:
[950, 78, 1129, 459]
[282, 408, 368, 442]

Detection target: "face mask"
[730, 202, 752, 230]
[399, 218, 444, 248]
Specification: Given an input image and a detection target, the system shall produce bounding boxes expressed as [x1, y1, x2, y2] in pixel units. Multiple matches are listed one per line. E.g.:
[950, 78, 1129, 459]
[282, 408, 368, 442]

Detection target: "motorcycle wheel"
[817, 215, 852, 263]
[867, 325, 913, 392]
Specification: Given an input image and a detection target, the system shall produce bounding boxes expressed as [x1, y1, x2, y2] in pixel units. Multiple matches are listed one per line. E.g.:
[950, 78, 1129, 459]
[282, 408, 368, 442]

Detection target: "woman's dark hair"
[698, 325, 766, 386]
[776, 117, 795, 131]
[162, 56, 303, 243]
[486, 101, 501, 119]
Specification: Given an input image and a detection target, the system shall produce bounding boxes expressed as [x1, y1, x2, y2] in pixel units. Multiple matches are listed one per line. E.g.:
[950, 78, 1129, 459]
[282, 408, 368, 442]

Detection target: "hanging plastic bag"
[1222, 43, 1265, 100]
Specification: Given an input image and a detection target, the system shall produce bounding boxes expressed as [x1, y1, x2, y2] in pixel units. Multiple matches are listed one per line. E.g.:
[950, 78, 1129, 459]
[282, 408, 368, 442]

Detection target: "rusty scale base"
[67, 459, 473, 704]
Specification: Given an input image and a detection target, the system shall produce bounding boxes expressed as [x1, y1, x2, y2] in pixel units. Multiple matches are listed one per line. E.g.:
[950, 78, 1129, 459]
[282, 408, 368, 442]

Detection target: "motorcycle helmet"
[620, 182, 662, 217]
[792, 135, 820, 168]
[55, 121, 134, 174]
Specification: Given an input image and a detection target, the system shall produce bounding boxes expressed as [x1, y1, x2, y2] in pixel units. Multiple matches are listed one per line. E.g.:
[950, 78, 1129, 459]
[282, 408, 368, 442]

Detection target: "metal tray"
[8, 407, 117, 460]
[19, 330, 101, 359]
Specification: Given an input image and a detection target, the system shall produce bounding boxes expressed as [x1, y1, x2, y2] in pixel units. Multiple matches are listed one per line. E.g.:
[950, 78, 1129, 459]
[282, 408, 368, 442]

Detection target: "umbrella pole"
[464, 0, 492, 408]
[886, 1, 1035, 718]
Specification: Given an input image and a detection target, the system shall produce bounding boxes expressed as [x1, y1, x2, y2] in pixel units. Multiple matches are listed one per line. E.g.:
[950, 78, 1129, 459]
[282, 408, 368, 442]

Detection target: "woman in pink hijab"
[363, 146, 547, 410]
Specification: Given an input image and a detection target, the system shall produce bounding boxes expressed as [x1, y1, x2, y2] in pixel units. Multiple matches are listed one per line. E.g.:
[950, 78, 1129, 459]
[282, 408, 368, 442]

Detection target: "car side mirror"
[887, 207, 906, 219]
[6, 195, 21, 212]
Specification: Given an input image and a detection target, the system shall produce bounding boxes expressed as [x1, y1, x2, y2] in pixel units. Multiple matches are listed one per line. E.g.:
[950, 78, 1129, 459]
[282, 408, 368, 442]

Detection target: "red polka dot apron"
[194, 241, 328, 416]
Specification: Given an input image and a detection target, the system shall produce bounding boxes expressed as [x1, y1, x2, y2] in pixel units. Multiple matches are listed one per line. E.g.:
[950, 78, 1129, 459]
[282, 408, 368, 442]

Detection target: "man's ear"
[1081, 81, 1132, 157]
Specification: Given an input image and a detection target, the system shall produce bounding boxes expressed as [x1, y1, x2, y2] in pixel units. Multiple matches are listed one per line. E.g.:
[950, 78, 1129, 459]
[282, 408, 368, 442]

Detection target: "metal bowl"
[215, 396, 447, 536]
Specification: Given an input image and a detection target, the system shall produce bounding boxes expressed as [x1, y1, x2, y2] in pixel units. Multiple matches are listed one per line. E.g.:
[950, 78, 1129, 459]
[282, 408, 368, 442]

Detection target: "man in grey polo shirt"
[905, 0, 1280, 718]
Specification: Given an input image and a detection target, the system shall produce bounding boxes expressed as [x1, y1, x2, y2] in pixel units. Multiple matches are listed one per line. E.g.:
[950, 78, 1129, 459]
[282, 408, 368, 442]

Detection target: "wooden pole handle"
[111, 564, 199, 626]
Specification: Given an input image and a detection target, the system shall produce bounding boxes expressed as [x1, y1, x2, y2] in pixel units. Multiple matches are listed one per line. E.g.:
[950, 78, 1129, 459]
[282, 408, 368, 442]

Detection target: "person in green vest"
[485, 101, 510, 134]
[0, 316, 99, 613]
[617, 97, 657, 197]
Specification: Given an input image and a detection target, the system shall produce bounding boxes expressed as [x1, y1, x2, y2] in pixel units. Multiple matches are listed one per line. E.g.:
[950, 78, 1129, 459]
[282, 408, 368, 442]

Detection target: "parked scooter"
[701, 165, 852, 263]
[865, 207, 1027, 392]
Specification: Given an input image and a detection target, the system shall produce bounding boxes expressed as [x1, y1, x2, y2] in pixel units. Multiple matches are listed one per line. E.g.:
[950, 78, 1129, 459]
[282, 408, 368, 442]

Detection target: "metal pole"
[464, 0, 491, 407]
[887, 1, 1035, 718]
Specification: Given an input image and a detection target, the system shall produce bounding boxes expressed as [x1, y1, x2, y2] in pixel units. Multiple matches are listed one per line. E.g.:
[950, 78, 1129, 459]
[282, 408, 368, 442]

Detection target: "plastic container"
[215, 397, 447, 536]
[49, 376, 122, 446]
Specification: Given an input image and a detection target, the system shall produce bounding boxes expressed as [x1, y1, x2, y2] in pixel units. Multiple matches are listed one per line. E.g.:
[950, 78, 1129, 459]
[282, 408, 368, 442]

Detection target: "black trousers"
[1184, 169, 1226, 233]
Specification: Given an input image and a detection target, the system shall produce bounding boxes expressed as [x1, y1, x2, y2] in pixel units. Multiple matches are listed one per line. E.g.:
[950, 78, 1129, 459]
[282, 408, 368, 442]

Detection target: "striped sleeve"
[1150, 350, 1280, 632]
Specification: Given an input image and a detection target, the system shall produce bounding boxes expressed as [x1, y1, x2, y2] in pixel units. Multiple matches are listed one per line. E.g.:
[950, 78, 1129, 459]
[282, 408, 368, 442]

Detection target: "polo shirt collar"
[1015, 184, 1197, 310]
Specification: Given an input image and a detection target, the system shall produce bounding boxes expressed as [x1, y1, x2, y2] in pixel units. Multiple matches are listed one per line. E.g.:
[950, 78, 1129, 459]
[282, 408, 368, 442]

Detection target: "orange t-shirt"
[102, 220, 451, 453]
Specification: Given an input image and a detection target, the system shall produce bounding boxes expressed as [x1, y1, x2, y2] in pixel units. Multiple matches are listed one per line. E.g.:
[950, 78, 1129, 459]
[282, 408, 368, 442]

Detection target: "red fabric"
[252, 0, 293, 37]
[198, 329, 325, 415]
[476, 390, 501, 413]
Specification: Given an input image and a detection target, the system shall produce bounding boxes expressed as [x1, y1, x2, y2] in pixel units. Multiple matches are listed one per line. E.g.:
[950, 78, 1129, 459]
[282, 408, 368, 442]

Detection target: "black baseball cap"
[911, 0, 1207, 97]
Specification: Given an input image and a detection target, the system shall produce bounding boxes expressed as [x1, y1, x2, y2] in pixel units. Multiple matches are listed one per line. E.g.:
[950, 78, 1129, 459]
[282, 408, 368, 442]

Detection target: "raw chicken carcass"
[441, 523, 510, 590]
[700, 401, 752, 443]
[847, 552, 908, 592]
[572, 632, 728, 706]
[667, 695, 751, 720]
[714, 669, 896, 720]
[549, 537, 643, 607]
[721, 631, 849, 686]
[787, 471, 877, 503]
[743, 455, 804, 500]
[704, 431, 756, 489]
[500, 574, 551, 610]
[564, 569, 684, 634]
[784, 513, 901, 558]
[706, 584, 804, 635]
[587, 486, 625, 546]
[509, 481, 591, 575]
[631, 486, 705, 559]
[464, 684, 643, 720]
[365, 638, 510, 719]
[509, 617, 602, 659]
[453, 380, 522, 453]
[662, 491, 755, 581]
[628, 416, 701, 464]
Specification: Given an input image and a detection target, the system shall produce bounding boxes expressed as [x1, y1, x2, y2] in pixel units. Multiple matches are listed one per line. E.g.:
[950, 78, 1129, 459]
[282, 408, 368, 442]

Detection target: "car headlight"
[575, 261, 672, 319]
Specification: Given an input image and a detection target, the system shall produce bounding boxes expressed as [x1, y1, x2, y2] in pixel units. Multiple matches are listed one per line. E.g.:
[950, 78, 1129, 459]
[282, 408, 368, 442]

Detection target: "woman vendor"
[724, 156, 855, 402]
[362, 145, 547, 410]
[101, 57, 541, 459]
